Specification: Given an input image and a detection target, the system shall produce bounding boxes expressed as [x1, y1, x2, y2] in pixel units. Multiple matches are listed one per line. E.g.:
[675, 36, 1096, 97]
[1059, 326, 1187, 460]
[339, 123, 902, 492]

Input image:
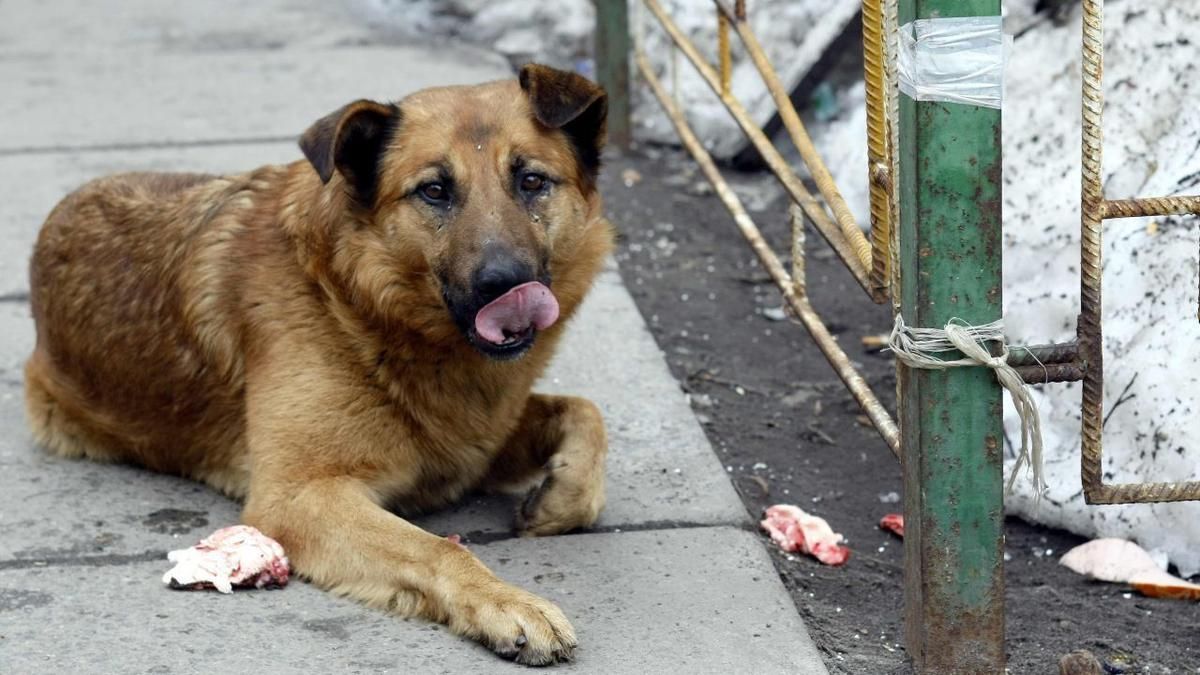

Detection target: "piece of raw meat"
[162, 525, 290, 593]
[1059, 538, 1200, 601]
[879, 513, 905, 538]
[760, 504, 851, 566]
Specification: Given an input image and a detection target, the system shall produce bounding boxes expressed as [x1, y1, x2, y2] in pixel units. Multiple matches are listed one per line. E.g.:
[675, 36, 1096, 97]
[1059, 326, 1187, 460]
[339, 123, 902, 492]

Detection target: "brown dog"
[24, 64, 613, 665]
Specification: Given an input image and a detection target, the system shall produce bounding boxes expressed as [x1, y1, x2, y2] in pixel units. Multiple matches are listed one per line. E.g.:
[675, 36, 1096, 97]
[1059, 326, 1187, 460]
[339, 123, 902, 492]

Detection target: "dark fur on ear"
[299, 100, 399, 206]
[518, 64, 608, 175]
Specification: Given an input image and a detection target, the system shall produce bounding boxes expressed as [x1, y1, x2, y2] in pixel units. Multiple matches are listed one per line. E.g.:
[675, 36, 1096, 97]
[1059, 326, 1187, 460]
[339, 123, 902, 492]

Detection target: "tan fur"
[25, 68, 613, 665]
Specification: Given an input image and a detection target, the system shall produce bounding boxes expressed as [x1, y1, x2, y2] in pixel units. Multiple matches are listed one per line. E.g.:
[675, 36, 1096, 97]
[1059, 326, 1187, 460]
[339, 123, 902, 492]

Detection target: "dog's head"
[297, 64, 609, 361]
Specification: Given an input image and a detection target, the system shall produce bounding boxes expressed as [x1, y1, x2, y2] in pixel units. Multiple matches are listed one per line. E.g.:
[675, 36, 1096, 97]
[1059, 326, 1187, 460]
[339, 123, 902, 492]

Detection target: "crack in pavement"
[0, 135, 297, 157]
[0, 522, 758, 572]
[0, 550, 166, 571]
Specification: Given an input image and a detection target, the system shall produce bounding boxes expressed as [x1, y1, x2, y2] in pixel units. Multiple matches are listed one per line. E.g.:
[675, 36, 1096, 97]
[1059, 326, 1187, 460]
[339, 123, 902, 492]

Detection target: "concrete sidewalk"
[0, 2, 827, 672]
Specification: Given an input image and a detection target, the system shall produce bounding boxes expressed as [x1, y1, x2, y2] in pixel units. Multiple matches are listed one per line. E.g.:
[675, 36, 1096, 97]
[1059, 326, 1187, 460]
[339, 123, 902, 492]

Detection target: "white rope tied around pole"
[888, 314, 1046, 498]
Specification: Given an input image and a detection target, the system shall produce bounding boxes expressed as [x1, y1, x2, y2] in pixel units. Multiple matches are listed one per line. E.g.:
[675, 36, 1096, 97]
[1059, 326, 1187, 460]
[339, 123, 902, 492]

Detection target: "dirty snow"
[345, 0, 859, 159]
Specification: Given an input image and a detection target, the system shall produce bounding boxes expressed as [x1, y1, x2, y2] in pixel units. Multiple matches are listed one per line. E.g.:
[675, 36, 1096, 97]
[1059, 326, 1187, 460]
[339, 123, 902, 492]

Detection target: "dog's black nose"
[474, 250, 534, 305]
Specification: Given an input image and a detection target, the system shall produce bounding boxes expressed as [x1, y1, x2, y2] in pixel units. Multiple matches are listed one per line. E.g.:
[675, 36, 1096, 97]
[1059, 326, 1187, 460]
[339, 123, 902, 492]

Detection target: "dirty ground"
[598, 148, 1200, 674]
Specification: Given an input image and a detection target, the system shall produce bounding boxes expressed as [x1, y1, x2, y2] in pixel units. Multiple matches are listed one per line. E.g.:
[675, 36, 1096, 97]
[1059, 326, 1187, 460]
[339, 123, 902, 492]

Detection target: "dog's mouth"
[468, 323, 537, 359]
[466, 281, 559, 361]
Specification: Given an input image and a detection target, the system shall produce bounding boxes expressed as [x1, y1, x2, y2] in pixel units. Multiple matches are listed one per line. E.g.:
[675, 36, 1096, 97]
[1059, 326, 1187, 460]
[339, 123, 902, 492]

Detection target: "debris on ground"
[620, 168, 642, 188]
[162, 525, 290, 593]
[1059, 538, 1200, 601]
[760, 504, 850, 566]
[761, 306, 788, 322]
[747, 474, 770, 497]
[1058, 649, 1103, 675]
[860, 333, 889, 351]
[879, 514, 904, 538]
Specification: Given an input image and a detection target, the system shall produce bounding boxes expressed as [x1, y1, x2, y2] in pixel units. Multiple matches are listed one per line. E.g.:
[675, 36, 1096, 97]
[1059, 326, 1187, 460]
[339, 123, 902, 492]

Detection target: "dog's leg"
[486, 394, 608, 537]
[243, 475, 576, 664]
[240, 354, 576, 665]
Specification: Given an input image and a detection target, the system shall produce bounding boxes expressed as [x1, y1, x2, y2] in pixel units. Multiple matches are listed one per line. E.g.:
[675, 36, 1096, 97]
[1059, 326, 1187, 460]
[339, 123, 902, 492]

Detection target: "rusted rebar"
[862, 0, 894, 302]
[885, 0, 901, 314]
[716, 0, 880, 301]
[1008, 342, 1080, 367]
[717, 8, 731, 97]
[1015, 363, 1086, 385]
[1103, 196, 1200, 219]
[635, 47, 901, 458]
[1078, 0, 1200, 504]
[790, 204, 806, 299]
[641, 0, 872, 294]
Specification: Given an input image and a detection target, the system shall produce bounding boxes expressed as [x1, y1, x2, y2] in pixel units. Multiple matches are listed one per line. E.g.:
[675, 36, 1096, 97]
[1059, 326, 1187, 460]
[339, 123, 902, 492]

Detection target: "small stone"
[1057, 649, 1103, 675]
[761, 306, 787, 322]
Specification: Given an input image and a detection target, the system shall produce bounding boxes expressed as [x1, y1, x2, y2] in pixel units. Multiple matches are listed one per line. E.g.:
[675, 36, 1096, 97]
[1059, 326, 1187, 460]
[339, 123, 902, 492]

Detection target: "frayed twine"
[888, 314, 1046, 499]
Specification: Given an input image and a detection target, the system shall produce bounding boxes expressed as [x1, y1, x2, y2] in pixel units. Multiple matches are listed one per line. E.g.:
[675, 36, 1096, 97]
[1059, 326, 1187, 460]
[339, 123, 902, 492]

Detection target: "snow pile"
[342, 0, 859, 159]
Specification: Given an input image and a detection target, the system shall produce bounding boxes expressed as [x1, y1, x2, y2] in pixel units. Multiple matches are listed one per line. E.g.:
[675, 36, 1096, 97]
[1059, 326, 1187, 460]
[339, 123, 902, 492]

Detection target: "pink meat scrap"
[879, 513, 905, 538]
[760, 504, 851, 566]
[162, 525, 290, 593]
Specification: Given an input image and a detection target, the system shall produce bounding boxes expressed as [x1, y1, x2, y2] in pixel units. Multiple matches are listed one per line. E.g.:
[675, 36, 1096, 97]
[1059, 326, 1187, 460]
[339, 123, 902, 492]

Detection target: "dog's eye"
[519, 173, 546, 193]
[418, 182, 449, 205]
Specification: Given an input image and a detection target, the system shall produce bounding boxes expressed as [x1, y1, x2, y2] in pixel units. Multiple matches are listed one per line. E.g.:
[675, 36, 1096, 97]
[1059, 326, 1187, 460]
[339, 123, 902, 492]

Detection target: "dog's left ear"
[519, 64, 608, 175]
[299, 99, 399, 205]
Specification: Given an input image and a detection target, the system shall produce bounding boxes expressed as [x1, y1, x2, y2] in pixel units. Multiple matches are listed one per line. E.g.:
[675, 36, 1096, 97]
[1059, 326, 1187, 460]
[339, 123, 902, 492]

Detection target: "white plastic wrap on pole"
[897, 16, 1008, 109]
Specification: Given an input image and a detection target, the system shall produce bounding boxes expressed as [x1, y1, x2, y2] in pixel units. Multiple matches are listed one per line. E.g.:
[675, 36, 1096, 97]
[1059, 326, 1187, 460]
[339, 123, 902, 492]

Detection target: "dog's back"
[25, 169, 284, 490]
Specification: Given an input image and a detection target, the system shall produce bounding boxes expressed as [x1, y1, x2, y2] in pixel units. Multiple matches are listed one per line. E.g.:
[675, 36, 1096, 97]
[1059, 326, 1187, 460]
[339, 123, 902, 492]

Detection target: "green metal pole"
[593, 0, 632, 151]
[897, 0, 1005, 671]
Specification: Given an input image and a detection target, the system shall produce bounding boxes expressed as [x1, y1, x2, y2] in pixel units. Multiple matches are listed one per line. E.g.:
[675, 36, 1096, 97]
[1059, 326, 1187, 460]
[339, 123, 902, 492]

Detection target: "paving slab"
[0, 0, 513, 153]
[0, 526, 823, 674]
[0, 44, 512, 152]
[0, 0, 364, 57]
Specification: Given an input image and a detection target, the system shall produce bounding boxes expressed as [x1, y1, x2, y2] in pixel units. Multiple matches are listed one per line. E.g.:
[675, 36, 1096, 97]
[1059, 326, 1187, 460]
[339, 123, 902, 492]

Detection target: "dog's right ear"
[299, 100, 399, 205]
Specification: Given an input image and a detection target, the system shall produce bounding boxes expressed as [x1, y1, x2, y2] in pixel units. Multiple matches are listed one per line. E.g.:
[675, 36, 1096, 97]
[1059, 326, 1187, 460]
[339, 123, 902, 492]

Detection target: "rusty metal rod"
[715, 0, 880, 299]
[1103, 196, 1200, 219]
[1007, 341, 1079, 367]
[636, 47, 901, 458]
[790, 204, 806, 299]
[717, 9, 732, 97]
[1078, 0, 1200, 504]
[1084, 480, 1200, 504]
[861, 0, 894, 302]
[885, 0, 901, 314]
[641, 0, 873, 295]
[1014, 363, 1085, 384]
[1079, 0, 1107, 505]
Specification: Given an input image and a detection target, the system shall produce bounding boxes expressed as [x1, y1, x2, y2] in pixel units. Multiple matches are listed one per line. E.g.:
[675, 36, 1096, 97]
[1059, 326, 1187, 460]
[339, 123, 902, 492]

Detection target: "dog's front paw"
[450, 582, 577, 665]
[516, 466, 605, 537]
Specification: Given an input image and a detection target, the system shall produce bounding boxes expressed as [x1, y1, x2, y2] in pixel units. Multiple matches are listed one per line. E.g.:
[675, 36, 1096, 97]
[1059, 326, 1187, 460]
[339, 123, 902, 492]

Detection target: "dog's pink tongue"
[474, 282, 559, 345]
